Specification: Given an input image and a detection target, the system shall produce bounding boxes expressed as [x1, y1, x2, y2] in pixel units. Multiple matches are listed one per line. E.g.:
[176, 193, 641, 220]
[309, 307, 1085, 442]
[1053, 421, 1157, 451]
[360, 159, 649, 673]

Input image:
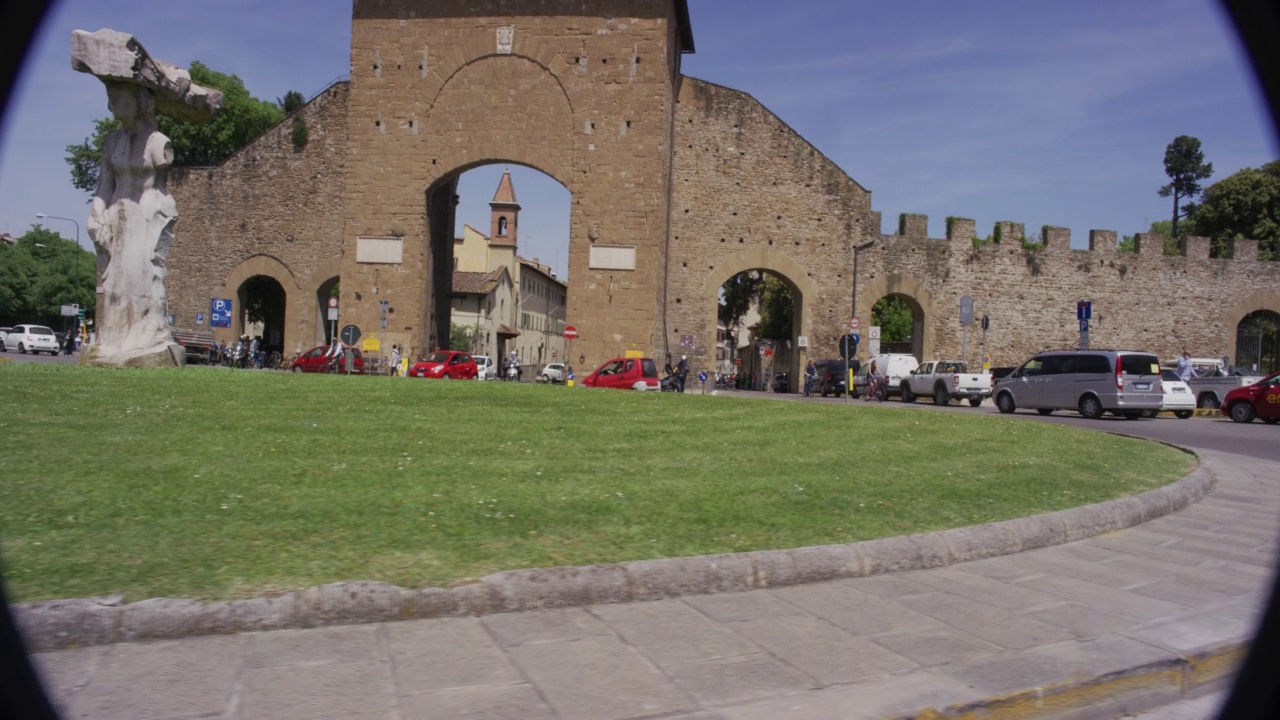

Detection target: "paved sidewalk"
[29, 450, 1278, 720]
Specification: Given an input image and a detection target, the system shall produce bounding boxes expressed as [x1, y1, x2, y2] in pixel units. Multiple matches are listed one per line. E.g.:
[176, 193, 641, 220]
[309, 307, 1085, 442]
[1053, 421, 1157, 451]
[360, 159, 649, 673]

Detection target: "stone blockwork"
[161, 2, 1280, 374]
[668, 78, 875, 378]
[340, 0, 688, 363]
[862, 219, 1280, 369]
[168, 82, 350, 354]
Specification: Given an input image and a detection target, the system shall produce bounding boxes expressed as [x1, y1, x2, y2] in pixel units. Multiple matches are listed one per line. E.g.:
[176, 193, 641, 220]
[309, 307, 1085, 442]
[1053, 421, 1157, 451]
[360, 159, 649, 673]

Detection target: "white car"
[3, 324, 60, 355]
[473, 354, 496, 380]
[540, 362, 566, 383]
[1149, 369, 1196, 419]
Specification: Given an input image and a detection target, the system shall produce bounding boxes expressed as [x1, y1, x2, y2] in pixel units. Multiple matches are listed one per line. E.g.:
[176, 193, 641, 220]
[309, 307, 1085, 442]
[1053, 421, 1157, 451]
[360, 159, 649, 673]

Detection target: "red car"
[1222, 370, 1280, 424]
[582, 356, 661, 390]
[290, 344, 365, 374]
[410, 350, 478, 379]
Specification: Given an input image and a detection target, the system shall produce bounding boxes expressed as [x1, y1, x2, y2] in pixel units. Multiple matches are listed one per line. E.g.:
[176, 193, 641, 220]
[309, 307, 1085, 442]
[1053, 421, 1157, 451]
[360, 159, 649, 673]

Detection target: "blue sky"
[1, 0, 1274, 280]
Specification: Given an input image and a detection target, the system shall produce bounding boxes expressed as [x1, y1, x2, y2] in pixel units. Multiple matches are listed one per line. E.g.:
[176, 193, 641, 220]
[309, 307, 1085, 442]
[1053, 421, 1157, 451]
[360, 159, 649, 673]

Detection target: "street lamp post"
[847, 238, 876, 403]
[35, 214, 83, 327]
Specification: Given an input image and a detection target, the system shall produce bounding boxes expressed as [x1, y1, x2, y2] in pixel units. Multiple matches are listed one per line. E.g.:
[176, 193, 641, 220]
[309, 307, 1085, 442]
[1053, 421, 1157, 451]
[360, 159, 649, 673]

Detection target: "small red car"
[582, 356, 661, 390]
[410, 350, 479, 379]
[1222, 370, 1280, 424]
[290, 344, 365, 374]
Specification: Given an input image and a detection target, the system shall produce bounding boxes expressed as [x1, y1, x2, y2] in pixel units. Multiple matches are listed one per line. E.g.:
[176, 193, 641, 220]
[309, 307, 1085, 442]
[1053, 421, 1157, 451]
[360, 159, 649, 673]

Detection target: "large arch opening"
[315, 276, 340, 346]
[716, 269, 803, 393]
[857, 274, 937, 362]
[870, 294, 925, 360]
[1236, 310, 1280, 374]
[425, 163, 571, 376]
[705, 249, 821, 394]
[236, 275, 287, 353]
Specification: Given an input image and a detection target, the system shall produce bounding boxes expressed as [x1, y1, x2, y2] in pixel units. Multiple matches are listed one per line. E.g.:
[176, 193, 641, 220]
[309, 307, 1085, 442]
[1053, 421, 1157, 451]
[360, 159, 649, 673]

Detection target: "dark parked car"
[813, 358, 859, 397]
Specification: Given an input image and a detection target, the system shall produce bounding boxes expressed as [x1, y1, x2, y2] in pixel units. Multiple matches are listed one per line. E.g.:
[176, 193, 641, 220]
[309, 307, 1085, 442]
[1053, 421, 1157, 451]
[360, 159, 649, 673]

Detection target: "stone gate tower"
[342, 0, 695, 363]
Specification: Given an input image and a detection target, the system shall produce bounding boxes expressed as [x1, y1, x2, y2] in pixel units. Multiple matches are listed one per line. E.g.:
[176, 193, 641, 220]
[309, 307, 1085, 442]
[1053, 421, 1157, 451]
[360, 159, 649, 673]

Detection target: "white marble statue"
[71, 29, 222, 367]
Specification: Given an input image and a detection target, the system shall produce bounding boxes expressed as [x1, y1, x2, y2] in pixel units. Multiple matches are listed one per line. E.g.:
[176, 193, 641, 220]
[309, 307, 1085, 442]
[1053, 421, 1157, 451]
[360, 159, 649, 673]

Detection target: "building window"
[498, 217, 508, 236]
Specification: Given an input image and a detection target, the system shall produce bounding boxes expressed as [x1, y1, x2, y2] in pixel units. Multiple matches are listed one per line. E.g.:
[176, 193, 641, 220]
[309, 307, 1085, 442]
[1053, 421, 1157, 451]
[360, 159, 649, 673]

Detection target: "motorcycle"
[507, 363, 519, 381]
[660, 364, 681, 392]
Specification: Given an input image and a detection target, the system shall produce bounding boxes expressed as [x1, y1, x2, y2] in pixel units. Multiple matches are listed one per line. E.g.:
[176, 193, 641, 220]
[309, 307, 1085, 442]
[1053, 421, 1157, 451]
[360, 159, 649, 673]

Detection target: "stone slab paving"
[28, 449, 1279, 719]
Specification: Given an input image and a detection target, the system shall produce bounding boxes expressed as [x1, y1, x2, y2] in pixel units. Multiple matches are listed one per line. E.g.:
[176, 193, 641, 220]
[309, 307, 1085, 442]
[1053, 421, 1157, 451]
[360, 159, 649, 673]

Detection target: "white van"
[993, 350, 1163, 419]
[852, 353, 919, 400]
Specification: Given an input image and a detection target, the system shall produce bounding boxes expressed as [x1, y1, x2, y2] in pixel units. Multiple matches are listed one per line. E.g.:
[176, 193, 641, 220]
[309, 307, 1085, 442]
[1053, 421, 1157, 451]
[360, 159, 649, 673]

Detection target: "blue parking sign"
[211, 298, 232, 328]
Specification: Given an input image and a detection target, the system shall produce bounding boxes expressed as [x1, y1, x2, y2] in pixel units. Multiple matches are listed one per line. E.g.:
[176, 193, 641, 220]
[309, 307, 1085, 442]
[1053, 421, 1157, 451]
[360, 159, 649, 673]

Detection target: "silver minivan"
[993, 350, 1163, 419]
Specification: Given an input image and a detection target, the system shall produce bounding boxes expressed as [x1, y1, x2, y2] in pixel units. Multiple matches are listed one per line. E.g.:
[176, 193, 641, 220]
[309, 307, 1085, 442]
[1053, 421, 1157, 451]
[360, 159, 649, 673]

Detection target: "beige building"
[449, 170, 567, 369]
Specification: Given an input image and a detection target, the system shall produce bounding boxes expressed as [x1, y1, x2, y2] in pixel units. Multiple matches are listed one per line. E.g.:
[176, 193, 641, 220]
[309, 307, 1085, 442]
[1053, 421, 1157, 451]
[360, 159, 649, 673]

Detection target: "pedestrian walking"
[390, 344, 401, 377]
[676, 355, 689, 393]
[1176, 350, 1198, 383]
[804, 359, 817, 397]
[64, 329, 76, 355]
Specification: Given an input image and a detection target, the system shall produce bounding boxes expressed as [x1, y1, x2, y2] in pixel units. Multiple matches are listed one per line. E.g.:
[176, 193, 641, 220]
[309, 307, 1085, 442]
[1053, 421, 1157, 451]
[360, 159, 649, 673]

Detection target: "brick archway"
[304, 258, 343, 350]
[1224, 291, 1280, 370]
[857, 273, 937, 361]
[222, 254, 300, 347]
[704, 248, 822, 388]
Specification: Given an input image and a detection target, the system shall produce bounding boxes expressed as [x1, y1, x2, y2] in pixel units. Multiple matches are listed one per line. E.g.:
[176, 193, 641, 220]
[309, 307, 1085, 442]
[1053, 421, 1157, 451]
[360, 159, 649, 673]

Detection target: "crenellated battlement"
[880, 214, 1270, 262]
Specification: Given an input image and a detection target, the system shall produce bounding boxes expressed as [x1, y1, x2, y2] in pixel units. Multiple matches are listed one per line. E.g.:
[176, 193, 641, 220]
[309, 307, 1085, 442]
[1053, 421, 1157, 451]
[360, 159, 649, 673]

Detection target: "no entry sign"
[563, 325, 578, 340]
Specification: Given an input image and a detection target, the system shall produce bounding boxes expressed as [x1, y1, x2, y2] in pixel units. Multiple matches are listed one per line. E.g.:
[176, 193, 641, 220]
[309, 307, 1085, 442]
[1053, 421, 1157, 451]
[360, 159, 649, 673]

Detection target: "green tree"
[65, 62, 291, 192]
[278, 90, 305, 114]
[450, 323, 476, 351]
[754, 274, 794, 340]
[0, 226, 96, 323]
[871, 296, 913, 343]
[1186, 161, 1280, 260]
[718, 271, 763, 341]
[1158, 135, 1213, 240]
[1120, 220, 1180, 255]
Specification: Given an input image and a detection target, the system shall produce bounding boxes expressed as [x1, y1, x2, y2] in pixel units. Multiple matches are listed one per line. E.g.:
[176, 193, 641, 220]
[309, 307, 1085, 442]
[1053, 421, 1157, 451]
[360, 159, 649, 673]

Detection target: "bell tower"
[489, 169, 519, 250]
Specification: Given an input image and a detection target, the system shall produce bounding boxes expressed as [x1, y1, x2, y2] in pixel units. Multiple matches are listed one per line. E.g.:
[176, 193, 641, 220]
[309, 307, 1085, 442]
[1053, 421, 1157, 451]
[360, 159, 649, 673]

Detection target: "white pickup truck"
[1188, 373, 1266, 409]
[1163, 358, 1264, 409]
[900, 360, 993, 407]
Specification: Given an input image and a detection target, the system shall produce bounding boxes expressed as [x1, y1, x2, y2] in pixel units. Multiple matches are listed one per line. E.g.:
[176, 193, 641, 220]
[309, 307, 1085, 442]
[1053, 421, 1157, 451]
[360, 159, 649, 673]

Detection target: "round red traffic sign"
[850, 316, 860, 330]
[328, 296, 339, 309]
[563, 325, 578, 340]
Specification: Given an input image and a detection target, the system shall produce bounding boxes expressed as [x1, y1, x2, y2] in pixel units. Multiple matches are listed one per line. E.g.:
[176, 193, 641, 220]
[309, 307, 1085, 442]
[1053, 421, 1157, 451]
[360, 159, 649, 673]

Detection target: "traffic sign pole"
[562, 326, 577, 386]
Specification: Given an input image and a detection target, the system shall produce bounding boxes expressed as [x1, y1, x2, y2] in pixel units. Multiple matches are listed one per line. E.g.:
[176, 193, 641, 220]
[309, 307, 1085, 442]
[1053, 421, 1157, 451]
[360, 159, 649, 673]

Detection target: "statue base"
[81, 342, 185, 369]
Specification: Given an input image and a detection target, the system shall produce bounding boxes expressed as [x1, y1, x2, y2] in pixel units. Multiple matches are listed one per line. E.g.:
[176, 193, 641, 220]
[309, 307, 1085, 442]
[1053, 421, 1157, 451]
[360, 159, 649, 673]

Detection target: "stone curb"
[15, 453, 1214, 653]
[895, 640, 1244, 720]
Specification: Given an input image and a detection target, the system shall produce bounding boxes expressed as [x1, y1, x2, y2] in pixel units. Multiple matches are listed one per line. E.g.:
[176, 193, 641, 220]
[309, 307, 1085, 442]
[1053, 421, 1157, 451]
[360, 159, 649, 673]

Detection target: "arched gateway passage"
[237, 276, 287, 352]
[1225, 291, 1280, 374]
[706, 249, 820, 393]
[858, 273, 936, 361]
[224, 255, 299, 353]
[332, 7, 686, 370]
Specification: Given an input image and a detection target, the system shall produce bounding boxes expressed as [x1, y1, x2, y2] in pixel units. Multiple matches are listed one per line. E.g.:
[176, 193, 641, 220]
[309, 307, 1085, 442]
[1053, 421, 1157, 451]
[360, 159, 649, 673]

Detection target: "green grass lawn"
[0, 362, 1195, 603]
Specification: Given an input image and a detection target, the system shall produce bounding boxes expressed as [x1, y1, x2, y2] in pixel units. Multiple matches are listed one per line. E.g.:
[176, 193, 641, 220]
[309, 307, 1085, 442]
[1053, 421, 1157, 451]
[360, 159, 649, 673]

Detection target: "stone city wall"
[864, 216, 1280, 369]
[667, 77, 875, 377]
[161, 3, 1280, 374]
[167, 81, 350, 354]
